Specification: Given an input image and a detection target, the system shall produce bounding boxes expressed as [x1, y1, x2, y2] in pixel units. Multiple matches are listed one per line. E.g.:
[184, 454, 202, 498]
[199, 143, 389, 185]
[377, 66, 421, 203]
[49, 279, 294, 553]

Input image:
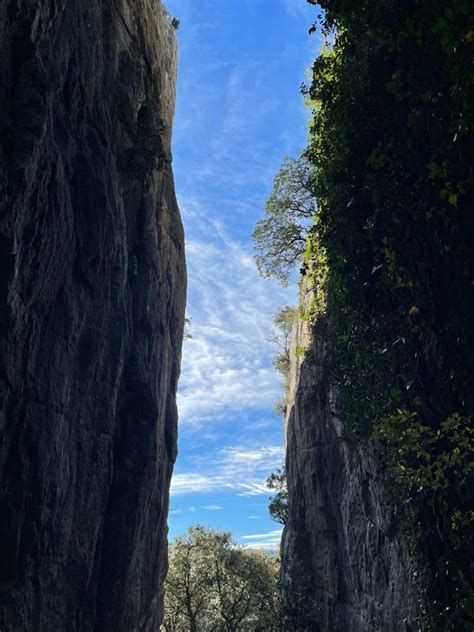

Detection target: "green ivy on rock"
[303, 0, 474, 628]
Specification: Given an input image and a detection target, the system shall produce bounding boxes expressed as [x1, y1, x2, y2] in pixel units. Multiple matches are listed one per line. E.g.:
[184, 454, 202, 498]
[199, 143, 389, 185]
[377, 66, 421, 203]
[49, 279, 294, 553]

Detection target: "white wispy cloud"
[235, 483, 271, 497]
[241, 529, 283, 540]
[178, 202, 293, 427]
[240, 528, 283, 551]
[202, 504, 222, 511]
[170, 444, 284, 497]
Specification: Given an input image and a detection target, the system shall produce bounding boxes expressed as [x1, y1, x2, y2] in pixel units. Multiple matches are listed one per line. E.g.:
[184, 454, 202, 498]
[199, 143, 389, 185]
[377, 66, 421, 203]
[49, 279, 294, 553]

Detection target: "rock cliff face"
[0, 2, 185, 630]
[282, 281, 424, 632]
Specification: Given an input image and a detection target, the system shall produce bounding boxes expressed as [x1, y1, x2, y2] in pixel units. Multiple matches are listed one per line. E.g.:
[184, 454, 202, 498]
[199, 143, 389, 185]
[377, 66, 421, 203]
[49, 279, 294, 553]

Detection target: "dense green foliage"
[163, 527, 281, 632]
[303, 0, 474, 628]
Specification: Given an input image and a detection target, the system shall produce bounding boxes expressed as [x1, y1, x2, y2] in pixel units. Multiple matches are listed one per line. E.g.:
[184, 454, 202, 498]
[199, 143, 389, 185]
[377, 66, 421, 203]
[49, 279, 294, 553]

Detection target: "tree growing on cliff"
[268, 304, 295, 378]
[253, 155, 315, 286]
[267, 468, 288, 525]
[162, 526, 281, 632]
[269, 305, 296, 417]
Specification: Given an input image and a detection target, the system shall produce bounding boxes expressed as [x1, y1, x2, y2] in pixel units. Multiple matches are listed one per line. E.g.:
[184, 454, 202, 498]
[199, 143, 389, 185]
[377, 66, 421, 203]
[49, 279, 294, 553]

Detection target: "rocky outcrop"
[0, 2, 185, 630]
[282, 281, 425, 632]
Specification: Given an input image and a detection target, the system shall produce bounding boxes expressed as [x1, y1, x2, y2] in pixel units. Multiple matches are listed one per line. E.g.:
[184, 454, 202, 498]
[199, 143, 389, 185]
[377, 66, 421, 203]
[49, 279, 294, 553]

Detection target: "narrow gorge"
[0, 1, 473, 631]
[0, 1, 185, 630]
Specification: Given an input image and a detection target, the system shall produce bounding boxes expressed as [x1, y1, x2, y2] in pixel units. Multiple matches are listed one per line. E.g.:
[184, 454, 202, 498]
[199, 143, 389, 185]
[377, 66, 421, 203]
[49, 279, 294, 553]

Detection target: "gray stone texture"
[0, 1, 185, 630]
[282, 280, 425, 632]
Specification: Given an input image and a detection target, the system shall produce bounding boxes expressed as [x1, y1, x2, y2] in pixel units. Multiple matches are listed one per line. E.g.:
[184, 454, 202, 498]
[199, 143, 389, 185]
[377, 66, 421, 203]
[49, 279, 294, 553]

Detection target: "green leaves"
[163, 527, 281, 631]
[267, 468, 288, 525]
[303, 0, 474, 627]
[253, 156, 316, 286]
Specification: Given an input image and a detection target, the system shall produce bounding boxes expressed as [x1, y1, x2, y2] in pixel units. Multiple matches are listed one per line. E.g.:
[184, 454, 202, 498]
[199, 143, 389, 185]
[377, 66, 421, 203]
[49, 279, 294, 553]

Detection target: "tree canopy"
[163, 526, 281, 632]
[253, 156, 315, 286]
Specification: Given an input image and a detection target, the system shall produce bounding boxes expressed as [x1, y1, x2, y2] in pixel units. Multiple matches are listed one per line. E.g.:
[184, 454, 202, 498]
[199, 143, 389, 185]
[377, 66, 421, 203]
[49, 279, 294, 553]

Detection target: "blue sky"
[165, 0, 320, 550]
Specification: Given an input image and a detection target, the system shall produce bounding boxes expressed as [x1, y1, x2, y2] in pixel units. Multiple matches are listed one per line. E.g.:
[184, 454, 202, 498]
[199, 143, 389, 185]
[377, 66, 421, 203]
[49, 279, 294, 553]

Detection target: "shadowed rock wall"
[282, 281, 425, 632]
[0, 1, 185, 630]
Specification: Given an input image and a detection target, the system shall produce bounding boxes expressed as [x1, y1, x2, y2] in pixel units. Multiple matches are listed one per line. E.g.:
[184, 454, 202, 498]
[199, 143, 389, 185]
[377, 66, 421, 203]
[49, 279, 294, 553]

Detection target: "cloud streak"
[178, 203, 293, 428]
[171, 444, 284, 497]
[240, 528, 283, 551]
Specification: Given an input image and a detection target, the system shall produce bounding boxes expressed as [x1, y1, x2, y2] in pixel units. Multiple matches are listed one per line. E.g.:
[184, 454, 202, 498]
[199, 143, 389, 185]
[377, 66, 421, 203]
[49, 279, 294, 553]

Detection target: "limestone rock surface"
[0, 1, 185, 630]
[282, 280, 425, 632]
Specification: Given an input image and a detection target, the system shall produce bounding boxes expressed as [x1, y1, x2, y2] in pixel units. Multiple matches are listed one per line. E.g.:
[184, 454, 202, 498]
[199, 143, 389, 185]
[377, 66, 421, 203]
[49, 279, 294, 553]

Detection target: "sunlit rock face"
[282, 279, 424, 632]
[0, 1, 185, 630]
